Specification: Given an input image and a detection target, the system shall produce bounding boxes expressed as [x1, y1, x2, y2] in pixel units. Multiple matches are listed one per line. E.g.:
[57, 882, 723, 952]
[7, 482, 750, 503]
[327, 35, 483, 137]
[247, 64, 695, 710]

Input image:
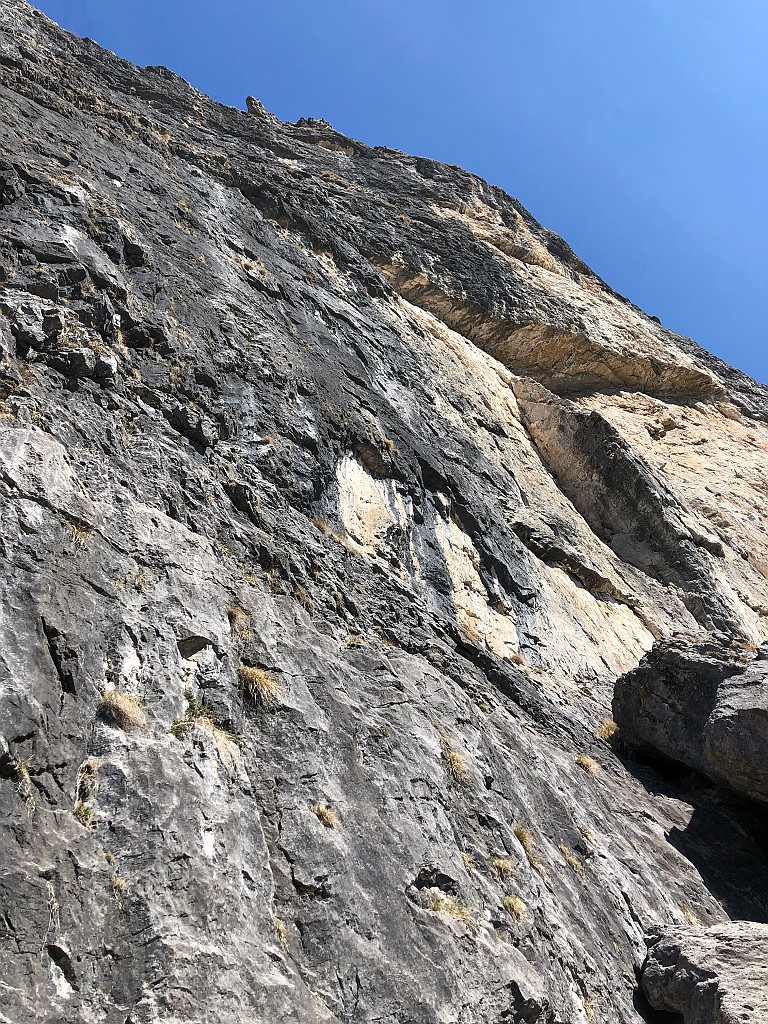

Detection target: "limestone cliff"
[1, 3, 767, 1022]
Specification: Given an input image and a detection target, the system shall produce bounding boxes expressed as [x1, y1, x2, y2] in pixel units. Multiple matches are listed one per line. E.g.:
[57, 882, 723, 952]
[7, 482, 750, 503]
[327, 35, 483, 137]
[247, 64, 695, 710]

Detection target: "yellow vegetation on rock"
[438, 732, 471, 784]
[594, 717, 619, 741]
[559, 843, 585, 877]
[311, 804, 340, 829]
[514, 825, 543, 872]
[238, 664, 282, 707]
[424, 891, 475, 930]
[575, 754, 598, 776]
[491, 856, 515, 879]
[503, 894, 526, 920]
[99, 689, 146, 731]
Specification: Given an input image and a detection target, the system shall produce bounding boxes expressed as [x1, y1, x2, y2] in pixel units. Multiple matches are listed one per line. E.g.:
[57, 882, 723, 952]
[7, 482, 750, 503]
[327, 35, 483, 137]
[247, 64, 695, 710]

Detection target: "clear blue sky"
[34, 0, 768, 382]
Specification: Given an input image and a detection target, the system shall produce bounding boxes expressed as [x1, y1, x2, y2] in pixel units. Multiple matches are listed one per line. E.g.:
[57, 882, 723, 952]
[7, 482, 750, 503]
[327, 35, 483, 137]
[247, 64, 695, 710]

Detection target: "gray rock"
[93, 351, 119, 379]
[1, 2, 768, 1022]
[0, 161, 25, 206]
[613, 634, 768, 802]
[705, 659, 768, 802]
[641, 922, 768, 1023]
[0, 316, 21, 383]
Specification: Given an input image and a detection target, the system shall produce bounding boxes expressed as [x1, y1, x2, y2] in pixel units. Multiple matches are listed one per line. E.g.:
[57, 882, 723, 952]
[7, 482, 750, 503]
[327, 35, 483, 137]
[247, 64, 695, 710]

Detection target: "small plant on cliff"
[111, 874, 127, 909]
[424, 892, 475, 931]
[273, 915, 287, 945]
[461, 853, 476, 873]
[558, 843, 585, 877]
[513, 825, 543, 872]
[438, 732, 470, 784]
[311, 515, 332, 536]
[170, 691, 242, 769]
[575, 754, 598, 776]
[503, 894, 526, 920]
[12, 757, 36, 814]
[74, 801, 94, 829]
[491, 856, 515, 880]
[680, 904, 699, 925]
[75, 757, 100, 802]
[238, 664, 282, 708]
[68, 520, 93, 549]
[594, 717, 619, 742]
[292, 584, 315, 615]
[99, 688, 146, 731]
[311, 804, 340, 829]
[583, 997, 597, 1024]
[170, 691, 216, 740]
[227, 605, 251, 639]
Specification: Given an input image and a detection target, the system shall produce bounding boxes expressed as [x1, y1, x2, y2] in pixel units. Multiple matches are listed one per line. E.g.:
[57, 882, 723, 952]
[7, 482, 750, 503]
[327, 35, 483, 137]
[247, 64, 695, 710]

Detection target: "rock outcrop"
[641, 922, 768, 1023]
[1, 2, 768, 1023]
[614, 635, 768, 803]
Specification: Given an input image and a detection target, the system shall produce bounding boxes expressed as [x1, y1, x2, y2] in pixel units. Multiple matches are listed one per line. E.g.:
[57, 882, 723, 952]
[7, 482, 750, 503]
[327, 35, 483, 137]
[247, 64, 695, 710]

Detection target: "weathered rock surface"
[1, 2, 768, 1022]
[641, 922, 768, 1023]
[614, 635, 768, 803]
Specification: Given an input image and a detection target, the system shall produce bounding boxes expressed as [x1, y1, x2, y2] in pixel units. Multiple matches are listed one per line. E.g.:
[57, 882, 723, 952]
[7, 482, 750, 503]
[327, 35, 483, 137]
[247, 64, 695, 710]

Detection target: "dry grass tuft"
[514, 825, 543, 872]
[461, 853, 476, 873]
[443, 748, 470, 783]
[13, 757, 36, 813]
[680, 904, 699, 925]
[503, 894, 526, 920]
[491, 856, 515, 880]
[238, 664, 282, 707]
[99, 689, 146, 731]
[292, 584, 315, 615]
[68, 521, 93, 549]
[273, 915, 287, 945]
[438, 733, 470, 784]
[227, 605, 251, 638]
[75, 757, 100, 802]
[558, 843, 585, 877]
[594, 717, 619, 742]
[311, 804, 340, 829]
[425, 891, 475, 930]
[583, 997, 597, 1024]
[111, 875, 127, 908]
[74, 800, 94, 829]
[575, 754, 598, 776]
[170, 692, 242, 770]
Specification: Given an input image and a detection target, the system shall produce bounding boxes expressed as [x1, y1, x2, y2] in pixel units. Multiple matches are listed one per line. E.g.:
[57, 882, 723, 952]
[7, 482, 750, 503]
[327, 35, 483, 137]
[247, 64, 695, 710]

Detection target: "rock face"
[641, 922, 768, 1023]
[614, 635, 768, 803]
[1, 2, 768, 1023]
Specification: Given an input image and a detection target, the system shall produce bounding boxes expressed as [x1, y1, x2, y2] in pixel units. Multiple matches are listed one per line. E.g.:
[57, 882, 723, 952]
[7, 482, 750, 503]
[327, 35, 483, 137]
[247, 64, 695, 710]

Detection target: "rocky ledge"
[614, 635, 768, 803]
[641, 922, 768, 1023]
[1, 2, 768, 1023]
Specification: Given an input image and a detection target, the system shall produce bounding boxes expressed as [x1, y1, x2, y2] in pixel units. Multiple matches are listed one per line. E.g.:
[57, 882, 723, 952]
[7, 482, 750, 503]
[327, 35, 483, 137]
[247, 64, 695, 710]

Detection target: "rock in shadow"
[666, 799, 768, 923]
[620, 748, 768, 922]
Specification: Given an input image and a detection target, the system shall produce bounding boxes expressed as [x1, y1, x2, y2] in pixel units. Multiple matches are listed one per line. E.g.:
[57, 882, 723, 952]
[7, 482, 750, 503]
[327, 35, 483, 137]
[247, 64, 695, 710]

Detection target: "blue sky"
[35, 0, 767, 382]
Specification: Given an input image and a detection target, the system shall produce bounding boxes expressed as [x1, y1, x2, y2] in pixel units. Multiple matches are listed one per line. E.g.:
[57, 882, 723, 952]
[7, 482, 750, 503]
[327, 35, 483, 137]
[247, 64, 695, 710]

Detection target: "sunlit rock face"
[1, 3, 768, 1023]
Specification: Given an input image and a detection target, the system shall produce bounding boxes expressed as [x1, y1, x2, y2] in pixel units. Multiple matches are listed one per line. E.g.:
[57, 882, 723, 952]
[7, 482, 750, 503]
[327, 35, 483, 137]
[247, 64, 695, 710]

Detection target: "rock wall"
[1, 3, 768, 1022]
